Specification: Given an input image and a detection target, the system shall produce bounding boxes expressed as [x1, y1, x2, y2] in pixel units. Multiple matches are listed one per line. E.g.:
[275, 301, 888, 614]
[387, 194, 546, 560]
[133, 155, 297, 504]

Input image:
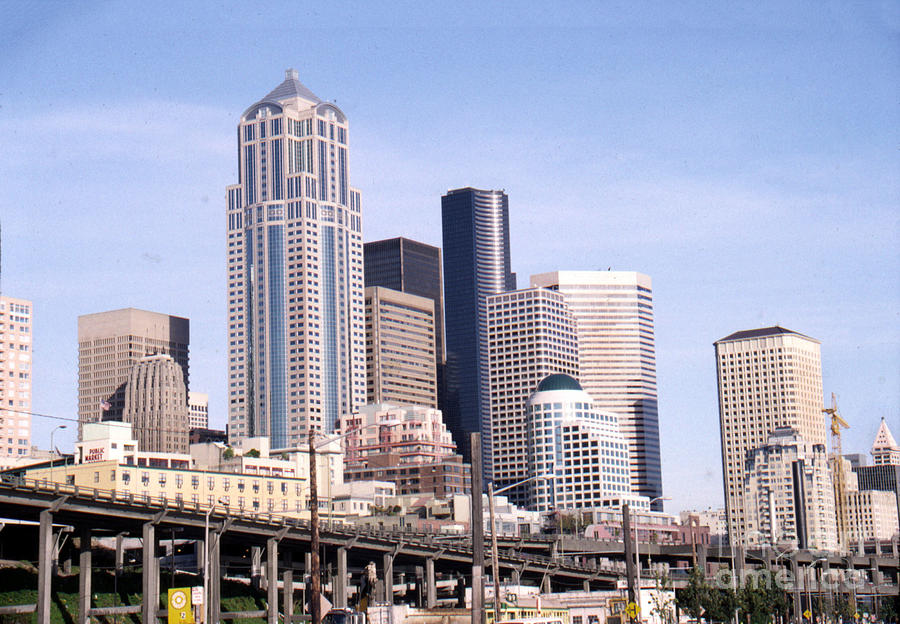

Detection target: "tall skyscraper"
[78, 308, 189, 439]
[441, 187, 515, 469]
[123, 354, 189, 453]
[530, 270, 663, 508]
[226, 69, 365, 448]
[365, 286, 437, 408]
[713, 326, 827, 546]
[0, 296, 32, 457]
[486, 287, 578, 501]
[364, 237, 444, 366]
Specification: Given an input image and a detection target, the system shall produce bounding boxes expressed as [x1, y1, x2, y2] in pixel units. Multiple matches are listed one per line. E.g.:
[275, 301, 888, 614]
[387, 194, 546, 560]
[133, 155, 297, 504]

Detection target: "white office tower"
[188, 392, 209, 430]
[0, 296, 32, 458]
[526, 374, 633, 512]
[714, 327, 827, 546]
[486, 287, 578, 504]
[530, 270, 662, 508]
[226, 70, 365, 448]
[744, 427, 837, 551]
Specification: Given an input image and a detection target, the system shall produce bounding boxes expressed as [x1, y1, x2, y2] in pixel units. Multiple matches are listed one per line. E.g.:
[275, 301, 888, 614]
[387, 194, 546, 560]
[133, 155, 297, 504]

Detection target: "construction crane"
[823, 393, 850, 551]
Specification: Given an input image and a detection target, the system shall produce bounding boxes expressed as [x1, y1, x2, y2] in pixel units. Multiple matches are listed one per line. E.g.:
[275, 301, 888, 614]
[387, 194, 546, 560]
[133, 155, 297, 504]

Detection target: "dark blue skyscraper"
[441, 188, 515, 478]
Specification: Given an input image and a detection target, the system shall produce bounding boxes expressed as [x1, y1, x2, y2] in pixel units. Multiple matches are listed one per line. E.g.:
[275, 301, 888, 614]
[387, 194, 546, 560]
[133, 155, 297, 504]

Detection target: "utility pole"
[309, 433, 321, 624]
[623, 504, 637, 621]
[471, 433, 485, 624]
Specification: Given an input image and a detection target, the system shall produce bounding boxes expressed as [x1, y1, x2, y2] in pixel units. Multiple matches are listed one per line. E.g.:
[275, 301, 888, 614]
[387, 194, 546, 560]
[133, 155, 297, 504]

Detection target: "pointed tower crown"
[871, 418, 900, 466]
[261, 68, 322, 105]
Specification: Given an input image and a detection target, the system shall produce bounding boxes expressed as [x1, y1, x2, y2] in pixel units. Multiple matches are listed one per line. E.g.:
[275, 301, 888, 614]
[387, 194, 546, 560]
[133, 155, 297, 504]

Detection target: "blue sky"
[2, 1, 898, 513]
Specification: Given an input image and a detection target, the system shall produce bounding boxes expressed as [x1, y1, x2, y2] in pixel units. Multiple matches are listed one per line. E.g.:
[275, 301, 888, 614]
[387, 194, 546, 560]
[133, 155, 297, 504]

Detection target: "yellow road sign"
[626, 602, 641, 619]
[168, 587, 195, 623]
[803, 610, 811, 620]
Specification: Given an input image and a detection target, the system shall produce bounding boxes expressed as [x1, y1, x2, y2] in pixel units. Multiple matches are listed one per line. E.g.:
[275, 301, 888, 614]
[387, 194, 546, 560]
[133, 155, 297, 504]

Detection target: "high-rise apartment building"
[441, 187, 515, 468]
[530, 270, 662, 507]
[226, 70, 365, 448]
[526, 374, 633, 512]
[188, 392, 209, 430]
[364, 237, 444, 366]
[714, 326, 827, 546]
[364, 286, 437, 408]
[0, 296, 32, 457]
[77, 308, 189, 439]
[340, 403, 470, 497]
[744, 426, 837, 551]
[340, 403, 456, 467]
[123, 354, 189, 453]
[486, 287, 578, 501]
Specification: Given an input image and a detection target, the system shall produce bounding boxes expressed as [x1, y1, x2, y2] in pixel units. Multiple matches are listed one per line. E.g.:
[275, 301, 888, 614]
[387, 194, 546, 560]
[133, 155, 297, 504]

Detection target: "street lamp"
[636, 496, 670, 615]
[49, 425, 67, 483]
[487, 474, 554, 624]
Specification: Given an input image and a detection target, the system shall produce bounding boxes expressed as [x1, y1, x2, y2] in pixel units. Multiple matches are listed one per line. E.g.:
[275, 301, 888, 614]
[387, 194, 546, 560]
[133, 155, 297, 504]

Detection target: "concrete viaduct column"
[383, 552, 394, 604]
[78, 527, 92, 624]
[267, 538, 279, 624]
[142, 521, 159, 623]
[37, 510, 53, 624]
[425, 557, 437, 608]
[335, 547, 348, 608]
[283, 570, 294, 623]
[252, 545, 263, 591]
[209, 529, 222, 624]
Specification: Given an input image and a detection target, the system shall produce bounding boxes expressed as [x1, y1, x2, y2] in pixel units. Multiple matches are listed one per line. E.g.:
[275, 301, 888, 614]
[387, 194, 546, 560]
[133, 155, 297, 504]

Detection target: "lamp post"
[488, 474, 554, 624]
[49, 425, 67, 483]
[805, 557, 827, 624]
[636, 496, 670, 617]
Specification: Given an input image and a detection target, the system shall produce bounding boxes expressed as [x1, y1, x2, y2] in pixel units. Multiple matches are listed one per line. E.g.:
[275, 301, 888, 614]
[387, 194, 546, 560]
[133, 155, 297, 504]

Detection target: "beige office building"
[486, 287, 578, 502]
[530, 271, 662, 507]
[365, 286, 437, 408]
[123, 354, 189, 453]
[714, 326, 827, 546]
[0, 296, 33, 458]
[78, 308, 189, 439]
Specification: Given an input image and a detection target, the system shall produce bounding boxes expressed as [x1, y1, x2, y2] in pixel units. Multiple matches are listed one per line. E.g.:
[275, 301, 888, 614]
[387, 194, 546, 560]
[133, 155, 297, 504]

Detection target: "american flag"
[100, 399, 111, 411]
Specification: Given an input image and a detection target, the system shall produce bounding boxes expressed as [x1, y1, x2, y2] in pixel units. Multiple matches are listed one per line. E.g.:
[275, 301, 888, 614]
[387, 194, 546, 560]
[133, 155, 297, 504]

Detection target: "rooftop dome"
[535, 373, 582, 393]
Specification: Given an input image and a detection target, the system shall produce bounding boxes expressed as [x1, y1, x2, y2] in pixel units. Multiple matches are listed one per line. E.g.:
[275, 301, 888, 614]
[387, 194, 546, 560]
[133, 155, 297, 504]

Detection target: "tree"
[651, 573, 676, 624]
[245, 448, 261, 458]
[222, 447, 235, 459]
[677, 567, 708, 620]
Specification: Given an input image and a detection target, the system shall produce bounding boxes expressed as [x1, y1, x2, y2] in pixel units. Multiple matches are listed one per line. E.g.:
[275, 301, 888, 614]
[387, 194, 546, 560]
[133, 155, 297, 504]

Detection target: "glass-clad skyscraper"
[441, 187, 515, 475]
[226, 70, 366, 449]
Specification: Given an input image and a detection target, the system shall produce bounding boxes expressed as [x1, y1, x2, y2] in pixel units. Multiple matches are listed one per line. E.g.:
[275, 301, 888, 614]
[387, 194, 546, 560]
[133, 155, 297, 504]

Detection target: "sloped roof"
[872, 418, 899, 452]
[261, 68, 321, 104]
[716, 326, 817, 343]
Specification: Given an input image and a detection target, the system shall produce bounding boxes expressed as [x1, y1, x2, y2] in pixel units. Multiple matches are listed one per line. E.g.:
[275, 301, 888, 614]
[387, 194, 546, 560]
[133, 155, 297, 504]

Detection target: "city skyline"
[2, 3, 897, 513]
